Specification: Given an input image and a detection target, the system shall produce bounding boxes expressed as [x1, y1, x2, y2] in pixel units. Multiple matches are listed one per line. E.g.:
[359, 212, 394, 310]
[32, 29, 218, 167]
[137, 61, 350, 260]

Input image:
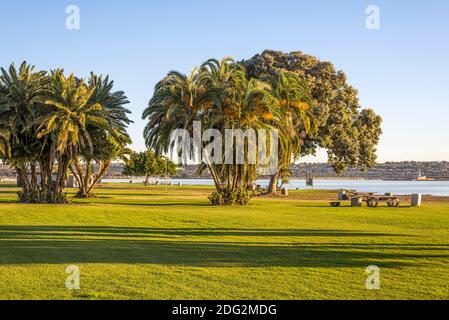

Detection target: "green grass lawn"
[0, 183, 448, 299]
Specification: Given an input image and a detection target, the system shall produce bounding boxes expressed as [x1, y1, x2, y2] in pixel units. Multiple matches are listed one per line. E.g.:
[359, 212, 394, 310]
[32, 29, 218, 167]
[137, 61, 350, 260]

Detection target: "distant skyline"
[1, 0, 448, 162]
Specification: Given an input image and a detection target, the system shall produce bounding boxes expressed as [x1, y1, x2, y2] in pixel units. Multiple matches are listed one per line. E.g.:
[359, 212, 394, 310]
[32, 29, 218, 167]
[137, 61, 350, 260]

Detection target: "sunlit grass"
[0, 183, 448, 299]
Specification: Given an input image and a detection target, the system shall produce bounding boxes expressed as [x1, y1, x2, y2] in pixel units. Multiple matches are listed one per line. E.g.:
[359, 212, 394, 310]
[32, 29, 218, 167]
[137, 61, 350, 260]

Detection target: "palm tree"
[69, 73, 132, 198]
[266, 71, 316, 193]
[1, 62, 133, 203]
[143, 68, 212, 153]
[87, 73, 132, 144]
[28, 71, 95, 196]
[0, 62, 50, 201]
[0, 85, 11, 158]
[30, 71, 129, 198]
[0, 130, 10, 159]
[198, 58, 280, 193]
[0, 86, 11, 159]
[143, 58, 278, 204]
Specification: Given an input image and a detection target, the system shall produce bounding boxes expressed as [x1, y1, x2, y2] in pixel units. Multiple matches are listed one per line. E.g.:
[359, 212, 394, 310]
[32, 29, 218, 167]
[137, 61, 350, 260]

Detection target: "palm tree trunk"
[208, 164, 222, 192]
[232, 165, 239, 191]
[83, 159, 91, 193]
[16, 167, 31, 197]
[73, 159, 85, 194]
[69, 166, 82, 191]
[144, 174, 149, 186]
[268, 171, 280, 194]
[30, 163, 37, 189]
[39, 159, 47, 194]
[87, 160, 110, 194]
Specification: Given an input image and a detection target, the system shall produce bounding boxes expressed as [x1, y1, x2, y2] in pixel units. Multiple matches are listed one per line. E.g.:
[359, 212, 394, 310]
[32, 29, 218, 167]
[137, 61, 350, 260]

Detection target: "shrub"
[17, 189, 68, 204]
[74, 191, 98, 199]
[209, 188, 252, 206]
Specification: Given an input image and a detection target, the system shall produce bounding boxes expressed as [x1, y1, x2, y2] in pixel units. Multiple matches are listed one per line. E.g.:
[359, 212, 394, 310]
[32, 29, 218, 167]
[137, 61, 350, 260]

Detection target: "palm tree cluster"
[143, 58, 316, 205]
[0, 62, 132, 203]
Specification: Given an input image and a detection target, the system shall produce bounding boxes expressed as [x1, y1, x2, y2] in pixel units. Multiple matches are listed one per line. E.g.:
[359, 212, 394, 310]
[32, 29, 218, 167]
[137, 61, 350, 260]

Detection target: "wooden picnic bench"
[365, 195, 400, 207]
[347, 192, 400, 207]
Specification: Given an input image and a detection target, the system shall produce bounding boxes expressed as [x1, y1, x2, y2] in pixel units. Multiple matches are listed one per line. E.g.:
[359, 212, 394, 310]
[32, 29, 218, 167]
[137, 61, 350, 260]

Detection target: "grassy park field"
[0, 182, 448, 300]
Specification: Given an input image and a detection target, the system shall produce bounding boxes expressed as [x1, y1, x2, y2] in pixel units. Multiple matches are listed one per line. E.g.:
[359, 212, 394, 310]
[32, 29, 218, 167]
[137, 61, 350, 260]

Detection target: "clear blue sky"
[1, 0, 448, 162]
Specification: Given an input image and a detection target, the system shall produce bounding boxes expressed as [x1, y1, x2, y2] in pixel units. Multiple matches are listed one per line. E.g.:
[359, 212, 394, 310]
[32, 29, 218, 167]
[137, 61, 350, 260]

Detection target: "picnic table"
[364, 195, 400, 207]
[334, 191, 401, 208]
[348, 192, 400, 207]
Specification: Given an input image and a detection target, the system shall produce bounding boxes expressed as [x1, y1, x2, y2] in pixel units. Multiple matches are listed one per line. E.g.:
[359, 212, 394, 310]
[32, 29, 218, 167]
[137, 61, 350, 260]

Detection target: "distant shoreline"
[108, 176, 449, 182]
[4, 176, 448, 182]
[2, 178, 448, 196]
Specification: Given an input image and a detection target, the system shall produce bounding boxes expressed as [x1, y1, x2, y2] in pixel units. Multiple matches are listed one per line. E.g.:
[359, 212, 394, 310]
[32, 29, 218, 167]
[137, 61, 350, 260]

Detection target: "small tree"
[123, 150, 176, 186]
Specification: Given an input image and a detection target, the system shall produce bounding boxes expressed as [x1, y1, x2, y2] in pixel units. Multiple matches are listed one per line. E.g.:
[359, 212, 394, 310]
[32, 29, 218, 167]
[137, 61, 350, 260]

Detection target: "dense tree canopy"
[243, 50, 382, 175]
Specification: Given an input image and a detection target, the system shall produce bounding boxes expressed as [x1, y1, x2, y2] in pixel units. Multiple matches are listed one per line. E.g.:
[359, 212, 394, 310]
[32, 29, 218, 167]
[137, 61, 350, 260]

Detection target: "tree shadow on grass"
[0, 198, 210, 206]
[0, 190, 19, 195]
[0, 225, 442, 268]
[0, 226, 411, 237]
[80, 202, 211, 207]
[92, 192, 170, 197]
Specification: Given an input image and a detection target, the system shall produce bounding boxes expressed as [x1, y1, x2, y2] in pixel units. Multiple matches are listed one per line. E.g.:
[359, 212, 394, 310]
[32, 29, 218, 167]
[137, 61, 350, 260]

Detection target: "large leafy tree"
[243, 50, 382, 191]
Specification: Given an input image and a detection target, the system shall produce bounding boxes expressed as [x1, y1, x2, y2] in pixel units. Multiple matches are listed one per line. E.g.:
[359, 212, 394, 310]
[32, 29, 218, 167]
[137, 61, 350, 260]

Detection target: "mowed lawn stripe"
[0, 184, 448, 299]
